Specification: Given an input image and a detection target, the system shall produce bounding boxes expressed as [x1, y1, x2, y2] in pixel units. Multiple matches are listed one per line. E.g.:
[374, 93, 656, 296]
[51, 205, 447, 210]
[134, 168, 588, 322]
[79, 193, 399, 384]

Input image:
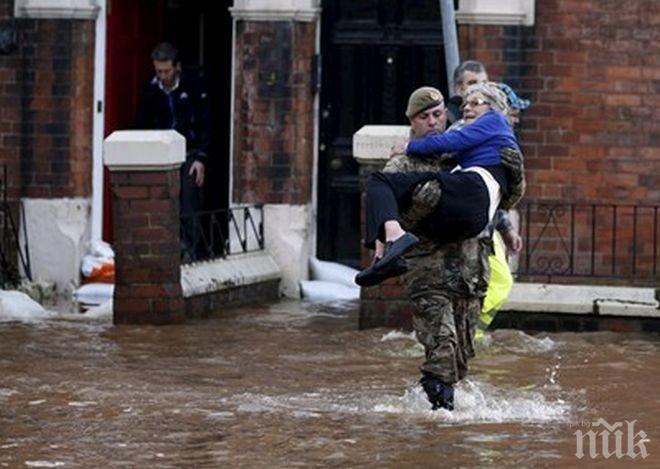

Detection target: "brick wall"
[458, 0, 659, 205]
[0, 0, 94, 200]
[232, 20, 316, 204]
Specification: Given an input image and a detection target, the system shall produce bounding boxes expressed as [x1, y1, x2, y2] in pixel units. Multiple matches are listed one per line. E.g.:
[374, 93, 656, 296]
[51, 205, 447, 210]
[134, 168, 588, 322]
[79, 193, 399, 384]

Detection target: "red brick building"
[0, 0, 657, 297]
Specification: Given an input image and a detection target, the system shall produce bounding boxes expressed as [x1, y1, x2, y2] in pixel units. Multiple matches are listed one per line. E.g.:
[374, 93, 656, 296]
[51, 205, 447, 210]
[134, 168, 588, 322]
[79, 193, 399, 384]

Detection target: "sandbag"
[300, 280, 360, 301]
[309, 257, 359, 288]
[73, 283, 114, 307]
[0, 290, 52, 323]
[81, 240, 115, 284]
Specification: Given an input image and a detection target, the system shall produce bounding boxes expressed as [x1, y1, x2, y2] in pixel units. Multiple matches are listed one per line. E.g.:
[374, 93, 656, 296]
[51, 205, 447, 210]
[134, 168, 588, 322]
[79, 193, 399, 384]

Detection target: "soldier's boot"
[420, 372, 455, 411]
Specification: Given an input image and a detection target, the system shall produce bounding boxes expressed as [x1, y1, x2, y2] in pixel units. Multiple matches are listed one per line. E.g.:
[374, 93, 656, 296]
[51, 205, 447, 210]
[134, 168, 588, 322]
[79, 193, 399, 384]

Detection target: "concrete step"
[503, 283, 659, 317]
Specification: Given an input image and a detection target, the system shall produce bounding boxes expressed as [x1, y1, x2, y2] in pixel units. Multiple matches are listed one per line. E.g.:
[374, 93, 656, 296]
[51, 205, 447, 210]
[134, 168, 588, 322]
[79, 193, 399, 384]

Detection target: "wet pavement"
[1, 300, 659, 467]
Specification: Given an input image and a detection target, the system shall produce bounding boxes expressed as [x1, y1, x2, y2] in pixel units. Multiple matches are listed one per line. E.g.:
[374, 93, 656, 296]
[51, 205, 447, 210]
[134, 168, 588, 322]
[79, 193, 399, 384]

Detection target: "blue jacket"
[406, 110, 518, 168]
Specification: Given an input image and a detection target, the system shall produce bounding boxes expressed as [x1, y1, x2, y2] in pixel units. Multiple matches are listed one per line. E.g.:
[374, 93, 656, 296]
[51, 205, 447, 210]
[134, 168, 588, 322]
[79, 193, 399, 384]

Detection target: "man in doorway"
[136, 42, 211, 261]
[381, 86, 525, 410]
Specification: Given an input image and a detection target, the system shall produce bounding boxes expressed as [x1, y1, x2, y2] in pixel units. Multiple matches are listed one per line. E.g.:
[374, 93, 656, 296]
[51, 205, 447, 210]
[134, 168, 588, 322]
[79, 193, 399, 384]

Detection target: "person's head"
[453, 60, 488, 97]
[405, 86, 447, 137]
[461, 81, 510, 124]
[151, 42, 180, 88]
[497, 82, 530, 127]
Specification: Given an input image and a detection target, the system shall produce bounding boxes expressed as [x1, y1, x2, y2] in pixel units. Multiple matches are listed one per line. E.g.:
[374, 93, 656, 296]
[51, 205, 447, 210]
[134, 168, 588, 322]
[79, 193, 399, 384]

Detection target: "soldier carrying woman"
[356, 82, 526, 411]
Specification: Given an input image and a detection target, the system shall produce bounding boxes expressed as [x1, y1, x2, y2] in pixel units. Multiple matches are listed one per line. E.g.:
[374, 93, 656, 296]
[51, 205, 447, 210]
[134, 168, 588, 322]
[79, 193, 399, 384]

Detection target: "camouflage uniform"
[383, 140, 524, 384]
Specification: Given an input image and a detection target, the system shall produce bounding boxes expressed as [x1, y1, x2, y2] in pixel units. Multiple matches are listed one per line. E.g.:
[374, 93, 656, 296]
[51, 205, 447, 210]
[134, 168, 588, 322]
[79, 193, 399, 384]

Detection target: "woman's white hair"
[464, 81, 511, 116]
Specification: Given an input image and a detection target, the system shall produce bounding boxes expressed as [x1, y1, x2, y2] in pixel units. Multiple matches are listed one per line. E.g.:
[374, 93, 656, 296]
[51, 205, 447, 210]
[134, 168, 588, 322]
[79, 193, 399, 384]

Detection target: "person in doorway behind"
[446, 60, 489, 124]
[370, 86, 526, 411]
[356, 82, 517, 287]
[136, 42, 211, 262]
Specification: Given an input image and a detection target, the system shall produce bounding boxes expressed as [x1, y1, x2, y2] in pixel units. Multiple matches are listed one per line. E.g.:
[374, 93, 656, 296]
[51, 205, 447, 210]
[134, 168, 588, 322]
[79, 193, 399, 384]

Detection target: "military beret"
[405, 87, 445, 118]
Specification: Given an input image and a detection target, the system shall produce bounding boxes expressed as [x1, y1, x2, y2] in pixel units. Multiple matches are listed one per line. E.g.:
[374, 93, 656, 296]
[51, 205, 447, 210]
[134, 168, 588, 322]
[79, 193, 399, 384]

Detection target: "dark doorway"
[104, 0, 233, 241]
[162, 0, 233, 223]
[317, 0, 448, 268]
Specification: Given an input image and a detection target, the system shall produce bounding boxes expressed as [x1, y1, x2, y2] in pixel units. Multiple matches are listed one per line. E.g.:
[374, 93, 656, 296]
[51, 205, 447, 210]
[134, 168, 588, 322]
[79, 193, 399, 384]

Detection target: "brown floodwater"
[1, 300, 659, 467]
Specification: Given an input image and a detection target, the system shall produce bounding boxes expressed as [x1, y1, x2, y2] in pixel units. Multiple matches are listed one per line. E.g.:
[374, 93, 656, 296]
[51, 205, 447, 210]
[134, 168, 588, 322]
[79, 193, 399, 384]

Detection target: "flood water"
[1, 300, 659, 467]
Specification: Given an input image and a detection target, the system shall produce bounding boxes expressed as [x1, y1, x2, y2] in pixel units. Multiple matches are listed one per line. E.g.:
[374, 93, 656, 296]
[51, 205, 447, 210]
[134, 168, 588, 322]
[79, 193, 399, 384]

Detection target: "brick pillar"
[104, 130, 185, 325]
[353, 125, 416, 330]
[229, 0, 320, 297]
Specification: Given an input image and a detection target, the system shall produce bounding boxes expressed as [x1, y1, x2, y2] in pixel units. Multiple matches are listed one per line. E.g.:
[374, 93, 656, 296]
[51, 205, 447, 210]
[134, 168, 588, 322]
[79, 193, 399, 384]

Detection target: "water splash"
[489, 330, 558, 355]
[380, 330, 416, 342]
[223, 378, 571, 424]
[25, 462, 66, 468]
[379, 330, 424, 357]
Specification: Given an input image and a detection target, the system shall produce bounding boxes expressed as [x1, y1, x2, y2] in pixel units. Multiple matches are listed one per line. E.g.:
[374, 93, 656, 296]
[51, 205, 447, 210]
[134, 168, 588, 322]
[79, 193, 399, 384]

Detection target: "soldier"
[380, 87, 525, 410]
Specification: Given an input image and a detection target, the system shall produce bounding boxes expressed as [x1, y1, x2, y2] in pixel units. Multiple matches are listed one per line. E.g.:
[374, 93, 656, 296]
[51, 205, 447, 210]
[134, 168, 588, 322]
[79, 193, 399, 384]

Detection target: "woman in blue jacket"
[356, 82, 517, 287]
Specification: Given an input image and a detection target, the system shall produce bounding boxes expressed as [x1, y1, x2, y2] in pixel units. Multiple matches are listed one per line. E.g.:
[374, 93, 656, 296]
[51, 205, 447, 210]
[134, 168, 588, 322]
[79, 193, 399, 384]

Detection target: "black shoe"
[355, 256, 408, 287]
[420, 373, 454, 411]
[375, 232, 419, 272]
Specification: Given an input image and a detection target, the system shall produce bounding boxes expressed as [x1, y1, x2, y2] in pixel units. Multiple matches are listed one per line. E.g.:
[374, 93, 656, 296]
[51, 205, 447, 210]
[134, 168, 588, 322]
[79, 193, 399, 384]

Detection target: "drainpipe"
[92, 0, 107, 241]
[439, 0, 460, 94]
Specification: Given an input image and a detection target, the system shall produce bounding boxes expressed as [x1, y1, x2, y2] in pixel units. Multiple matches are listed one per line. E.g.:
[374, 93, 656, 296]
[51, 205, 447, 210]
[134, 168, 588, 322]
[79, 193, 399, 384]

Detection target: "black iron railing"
[0, 165, 31, 287]
[180, 204, 264, 265]
[514, 202, 659, 286]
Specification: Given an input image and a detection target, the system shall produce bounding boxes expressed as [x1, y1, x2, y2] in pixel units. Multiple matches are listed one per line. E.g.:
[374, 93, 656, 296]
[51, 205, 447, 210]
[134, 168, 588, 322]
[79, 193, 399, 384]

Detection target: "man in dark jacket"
[136, 42, 211, 261]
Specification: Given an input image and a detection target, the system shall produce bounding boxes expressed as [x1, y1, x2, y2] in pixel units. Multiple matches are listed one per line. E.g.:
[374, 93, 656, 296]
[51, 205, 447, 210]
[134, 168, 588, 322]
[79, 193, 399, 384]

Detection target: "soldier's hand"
[500, 147, 524, 180]
[502, 228, 523, 253]
[499, 147, 526, 209]
[189, 161, 205, 187]
[390, 141, 407, 158]
[402, 180, 441, 229]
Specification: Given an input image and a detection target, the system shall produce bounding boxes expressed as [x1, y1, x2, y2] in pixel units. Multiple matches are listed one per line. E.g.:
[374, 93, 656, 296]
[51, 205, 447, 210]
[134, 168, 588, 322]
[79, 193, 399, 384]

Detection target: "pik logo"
[574, 418, 650, 459]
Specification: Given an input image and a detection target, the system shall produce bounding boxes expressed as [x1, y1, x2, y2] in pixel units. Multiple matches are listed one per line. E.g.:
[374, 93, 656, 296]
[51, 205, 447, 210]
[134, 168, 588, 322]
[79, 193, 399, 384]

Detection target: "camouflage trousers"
[403, 239, 489, 385]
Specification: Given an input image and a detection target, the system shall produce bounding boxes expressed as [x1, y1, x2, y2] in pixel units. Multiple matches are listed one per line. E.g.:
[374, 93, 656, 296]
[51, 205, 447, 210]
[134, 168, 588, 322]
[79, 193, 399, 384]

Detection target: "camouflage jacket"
[382, 131, 525, 297]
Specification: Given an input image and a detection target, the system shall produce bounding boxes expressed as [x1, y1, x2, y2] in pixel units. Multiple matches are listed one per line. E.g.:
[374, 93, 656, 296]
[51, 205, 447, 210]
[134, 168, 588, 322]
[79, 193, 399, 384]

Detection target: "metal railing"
[180, 204, 264, 265]
[0, 165, 31, 287]
[514, 202, 659, 286]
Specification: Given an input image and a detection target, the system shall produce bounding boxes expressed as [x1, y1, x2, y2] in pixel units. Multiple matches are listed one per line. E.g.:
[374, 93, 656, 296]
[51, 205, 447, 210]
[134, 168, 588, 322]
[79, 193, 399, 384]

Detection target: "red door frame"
[103, 0, 165, 241]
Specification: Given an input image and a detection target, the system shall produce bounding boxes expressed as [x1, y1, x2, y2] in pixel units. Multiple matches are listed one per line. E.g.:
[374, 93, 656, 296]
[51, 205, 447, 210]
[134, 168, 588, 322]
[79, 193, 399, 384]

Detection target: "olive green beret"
[405, 87, 445, 118]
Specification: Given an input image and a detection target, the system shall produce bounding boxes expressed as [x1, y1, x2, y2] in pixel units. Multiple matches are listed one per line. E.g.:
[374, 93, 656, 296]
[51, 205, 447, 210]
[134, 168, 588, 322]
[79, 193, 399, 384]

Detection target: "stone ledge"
[503, 283, 659, 317]
[104, 130, 185, 171]
[14, 0, 100, 19]
[352, 125, 410, 164]
[181, 251, 281, 298]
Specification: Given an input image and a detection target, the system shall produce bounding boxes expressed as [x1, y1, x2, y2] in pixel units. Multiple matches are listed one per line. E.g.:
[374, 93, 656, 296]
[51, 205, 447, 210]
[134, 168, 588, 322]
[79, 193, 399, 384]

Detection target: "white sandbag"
[300, 280, 360, 301]
[309, 256, 359, 288]
[0, 290, 53, 323]
[83, 299, 113, 320]
[72, 283, 114, 306]
[88, 239, 115, 259]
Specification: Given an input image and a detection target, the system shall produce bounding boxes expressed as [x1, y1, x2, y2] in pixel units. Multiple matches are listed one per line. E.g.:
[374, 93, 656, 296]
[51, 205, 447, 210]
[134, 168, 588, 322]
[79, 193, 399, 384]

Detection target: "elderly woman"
[356, 82, 516, 287]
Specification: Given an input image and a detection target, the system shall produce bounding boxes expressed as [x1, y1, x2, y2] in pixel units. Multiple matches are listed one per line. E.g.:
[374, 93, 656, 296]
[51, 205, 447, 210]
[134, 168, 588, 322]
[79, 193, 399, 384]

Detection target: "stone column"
[353, 125, 417, 329]
[104, 130, 185, 325]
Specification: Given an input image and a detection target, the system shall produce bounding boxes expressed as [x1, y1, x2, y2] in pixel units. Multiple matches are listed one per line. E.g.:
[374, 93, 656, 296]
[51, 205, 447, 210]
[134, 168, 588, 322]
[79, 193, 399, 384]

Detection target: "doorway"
[104, 0, 233, 241]
[317, 0, 448, 268]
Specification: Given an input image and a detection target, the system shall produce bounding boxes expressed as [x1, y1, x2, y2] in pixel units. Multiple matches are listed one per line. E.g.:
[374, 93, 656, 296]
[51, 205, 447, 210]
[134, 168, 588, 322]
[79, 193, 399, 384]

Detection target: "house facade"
[0, 0, 657, 297]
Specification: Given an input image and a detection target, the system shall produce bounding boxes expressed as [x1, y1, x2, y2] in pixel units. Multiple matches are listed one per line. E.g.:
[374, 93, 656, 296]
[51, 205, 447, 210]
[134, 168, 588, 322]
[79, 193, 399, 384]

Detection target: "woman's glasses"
[460, 98, 490, 111]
